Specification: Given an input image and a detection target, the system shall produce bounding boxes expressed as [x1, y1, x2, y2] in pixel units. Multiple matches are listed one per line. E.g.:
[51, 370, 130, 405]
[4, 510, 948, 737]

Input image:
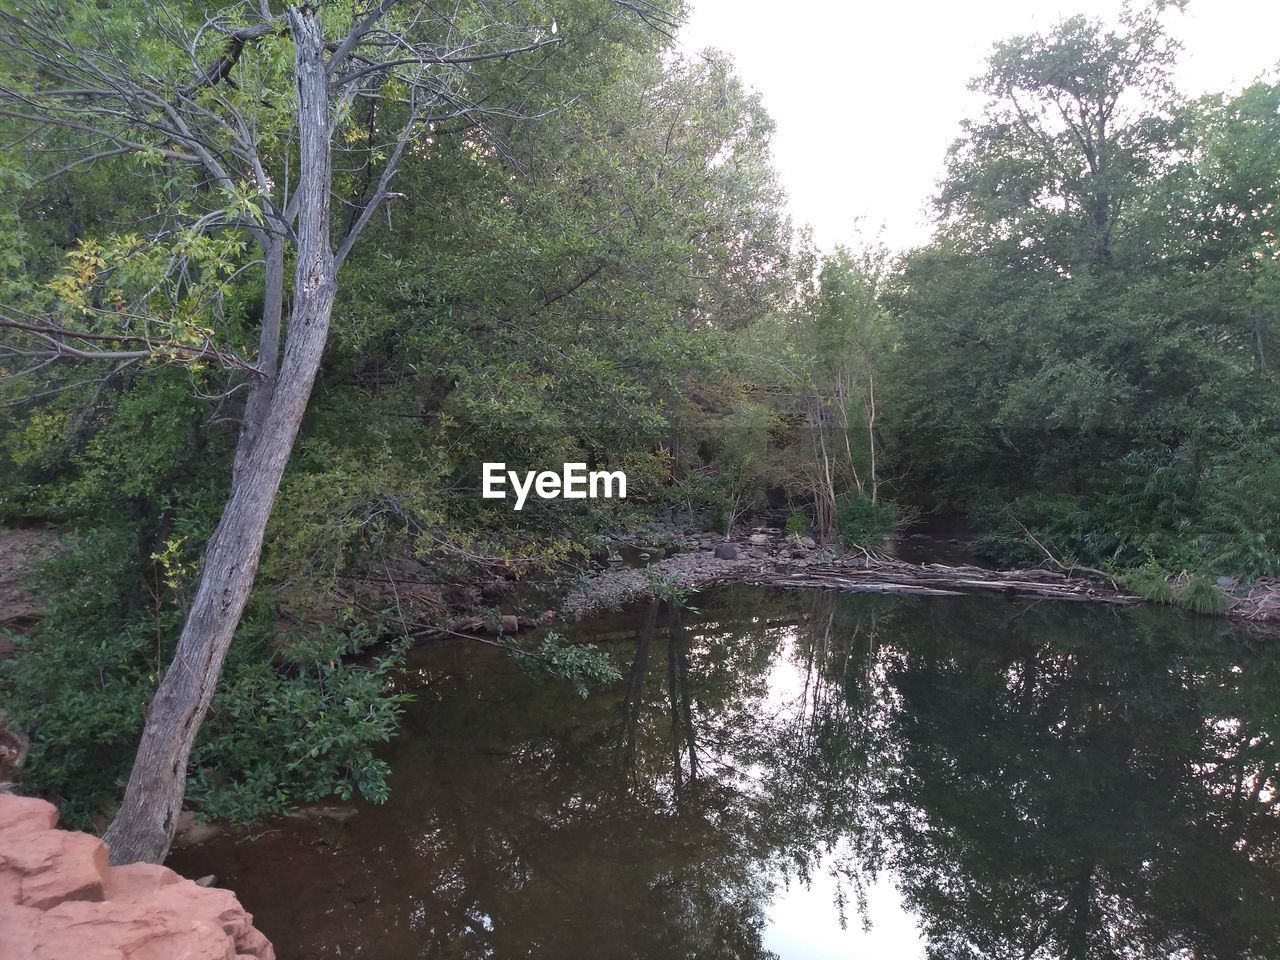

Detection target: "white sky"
[678, 0, 1280, 253]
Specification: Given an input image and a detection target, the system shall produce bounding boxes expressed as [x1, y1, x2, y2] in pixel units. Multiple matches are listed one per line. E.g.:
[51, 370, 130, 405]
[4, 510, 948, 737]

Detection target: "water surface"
[172, 587, 1280, 959]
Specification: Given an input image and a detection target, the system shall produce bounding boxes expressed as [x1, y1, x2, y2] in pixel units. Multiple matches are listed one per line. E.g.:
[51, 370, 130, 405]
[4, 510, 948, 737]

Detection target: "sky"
[678, 0, 1280, 253]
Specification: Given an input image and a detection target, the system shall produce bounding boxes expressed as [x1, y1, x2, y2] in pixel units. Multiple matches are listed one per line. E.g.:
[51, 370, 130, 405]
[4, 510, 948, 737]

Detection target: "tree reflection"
[869, 600, 1280, 960]
[172, 588, 1280, 960]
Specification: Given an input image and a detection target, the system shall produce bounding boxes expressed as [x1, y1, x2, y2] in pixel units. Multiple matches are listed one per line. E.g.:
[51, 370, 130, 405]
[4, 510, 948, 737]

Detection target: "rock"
[714, 543, 739, 561]
[287, 804, 359, 825]
[748, 534, 771, 545]
[0, 794, 274, 959]
[0, 794, 55, 836]
[171, 816, 223, 850]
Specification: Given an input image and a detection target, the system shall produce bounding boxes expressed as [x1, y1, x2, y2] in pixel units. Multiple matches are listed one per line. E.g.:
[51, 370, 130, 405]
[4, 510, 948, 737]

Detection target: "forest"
[0, 0, 1277, 879]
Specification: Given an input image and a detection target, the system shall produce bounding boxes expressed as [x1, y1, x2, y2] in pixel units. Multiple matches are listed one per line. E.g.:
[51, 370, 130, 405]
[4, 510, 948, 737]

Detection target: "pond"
[170, 587, 1280, 959]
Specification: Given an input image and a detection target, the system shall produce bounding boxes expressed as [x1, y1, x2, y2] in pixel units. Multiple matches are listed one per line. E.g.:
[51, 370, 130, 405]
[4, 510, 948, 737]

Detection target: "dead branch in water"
[737, 556, 1141, 605]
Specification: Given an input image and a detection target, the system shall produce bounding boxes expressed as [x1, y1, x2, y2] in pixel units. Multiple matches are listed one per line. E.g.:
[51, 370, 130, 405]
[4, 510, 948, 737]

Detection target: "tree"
[0, 0, 653, 864]
[941, 1, 1184, 271]
[727, 242, 890, 543]
[883, 4, 1280, 584]
[805, 246, 887, 524]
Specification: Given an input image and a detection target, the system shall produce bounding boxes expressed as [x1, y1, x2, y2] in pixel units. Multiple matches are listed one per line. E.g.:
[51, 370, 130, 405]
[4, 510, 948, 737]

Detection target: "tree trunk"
[103, 9, 334, 865]
[865, 367, 878, 502]
[232, 234, 285, 484]
[807, 391, 837, 544]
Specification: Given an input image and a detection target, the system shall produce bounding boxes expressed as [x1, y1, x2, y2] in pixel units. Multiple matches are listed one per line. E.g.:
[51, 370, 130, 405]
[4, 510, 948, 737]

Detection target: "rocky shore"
[560, 523, 837, 618]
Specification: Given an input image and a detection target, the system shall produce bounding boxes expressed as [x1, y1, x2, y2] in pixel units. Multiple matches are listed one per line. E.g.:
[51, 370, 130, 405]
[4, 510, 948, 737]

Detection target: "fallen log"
[741, 558, 1141, 606]
[757, 576, 968, 597]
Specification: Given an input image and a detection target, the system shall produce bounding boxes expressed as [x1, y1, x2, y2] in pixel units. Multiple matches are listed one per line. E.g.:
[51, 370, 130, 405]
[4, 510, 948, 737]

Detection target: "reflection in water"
[171, 588, 1280, 959]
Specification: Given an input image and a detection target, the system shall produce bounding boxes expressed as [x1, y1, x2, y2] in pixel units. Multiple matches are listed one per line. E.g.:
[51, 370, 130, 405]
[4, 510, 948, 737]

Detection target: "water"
[171, 587, 1280, 959]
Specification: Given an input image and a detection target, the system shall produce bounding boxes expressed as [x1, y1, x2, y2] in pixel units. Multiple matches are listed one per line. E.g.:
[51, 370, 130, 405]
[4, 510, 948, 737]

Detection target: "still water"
[171, 587, 1280, 959]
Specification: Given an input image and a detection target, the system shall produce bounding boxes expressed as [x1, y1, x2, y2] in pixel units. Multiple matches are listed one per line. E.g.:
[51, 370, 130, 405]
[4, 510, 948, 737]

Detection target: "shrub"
[1120, 561, 1230, 615]
[0, 527, 412, 828]
[973, 443, 1280, 584]
[1121, 558, 1176, 605]
[786, 510, 810, 536]
[1202, 453, 1280, 580]
[1173, 573, 1231, 615]
[187, 629, 412, 825]
[835, 493, 899, 548]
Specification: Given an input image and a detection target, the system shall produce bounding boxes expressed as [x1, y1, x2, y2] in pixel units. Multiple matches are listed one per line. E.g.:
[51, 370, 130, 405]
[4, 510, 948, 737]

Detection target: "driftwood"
[1227, 578, 1280, 623]
[736, 556, 1142, 606]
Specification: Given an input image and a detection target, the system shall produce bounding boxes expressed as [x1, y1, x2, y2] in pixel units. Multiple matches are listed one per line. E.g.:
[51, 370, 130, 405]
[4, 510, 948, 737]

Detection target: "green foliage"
[1122, 558, 1177, 606]
[883, 7, 1280, 584]
[971, 444, 1280, 583]
[0, 0, 797, 825]
[835, 493, 898, 548]
[0, 526, 162, 824]
[9, 0, 1276, 847]
[648, 569, 700, 611]
[0, 528, 412, 828]
[1202, 452, 1280, 579]
[510, 631, 622, 699]
[1173, 573, 1231, 616]
[188, 630, 412, 825]
[1125, 562, 1231, 615]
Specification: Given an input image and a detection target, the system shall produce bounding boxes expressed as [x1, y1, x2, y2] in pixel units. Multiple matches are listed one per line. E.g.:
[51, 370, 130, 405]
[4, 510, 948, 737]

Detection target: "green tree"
[0, 0, 671, 864]
[883, 5, 1280, 582]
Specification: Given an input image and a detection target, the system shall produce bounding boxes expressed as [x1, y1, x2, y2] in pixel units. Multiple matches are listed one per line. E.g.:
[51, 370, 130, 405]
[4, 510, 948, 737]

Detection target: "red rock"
[0, 794, 274, 960]
[2, 828, 108, 908]
[0, 793, 57, 835]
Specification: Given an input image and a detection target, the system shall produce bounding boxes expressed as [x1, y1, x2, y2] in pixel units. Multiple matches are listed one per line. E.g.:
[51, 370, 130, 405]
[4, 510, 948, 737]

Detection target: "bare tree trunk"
[833, 372, 863, 496]
[865, 367, 878, 503]
[231, 235, 285, 483]
[806, 391, 837, 544]
[103, 10, 335, 865]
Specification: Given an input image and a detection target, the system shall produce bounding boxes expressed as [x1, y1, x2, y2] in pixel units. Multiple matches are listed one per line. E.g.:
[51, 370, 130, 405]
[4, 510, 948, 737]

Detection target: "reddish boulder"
[0, 794, 274, 960]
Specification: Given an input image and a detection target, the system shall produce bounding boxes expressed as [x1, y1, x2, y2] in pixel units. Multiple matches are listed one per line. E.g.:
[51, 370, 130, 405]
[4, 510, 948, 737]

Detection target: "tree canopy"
[1, 0, 1278, 862]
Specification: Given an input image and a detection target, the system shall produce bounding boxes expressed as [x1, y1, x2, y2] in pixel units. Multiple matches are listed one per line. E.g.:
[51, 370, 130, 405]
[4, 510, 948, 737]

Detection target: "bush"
[0, 527, 411, 828]
[1202, 453, 1280, 580]
[971, 443, 1280, 584]
[1121, 560, 1230, 615]
[1121, 558, 1176, 605]
[187, 628, 411, 825]
[835, 493, 899, 548]
[786, 510, 810, 536]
